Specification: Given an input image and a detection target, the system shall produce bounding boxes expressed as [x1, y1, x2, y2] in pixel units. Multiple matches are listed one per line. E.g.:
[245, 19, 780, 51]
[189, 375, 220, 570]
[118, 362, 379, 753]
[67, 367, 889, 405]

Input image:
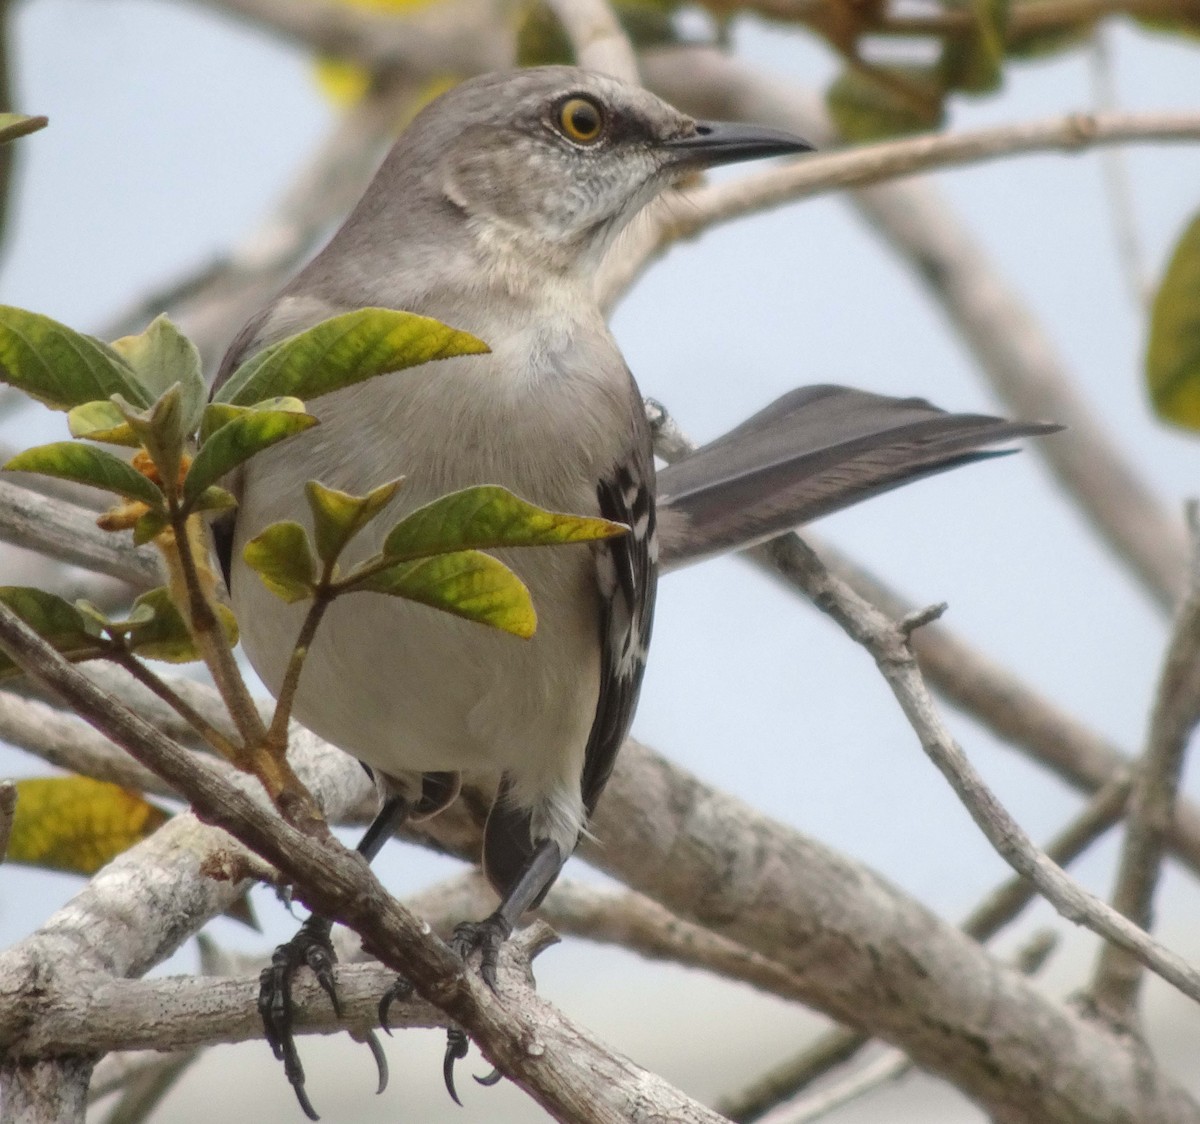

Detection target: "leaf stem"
[265, 570, 335, 752]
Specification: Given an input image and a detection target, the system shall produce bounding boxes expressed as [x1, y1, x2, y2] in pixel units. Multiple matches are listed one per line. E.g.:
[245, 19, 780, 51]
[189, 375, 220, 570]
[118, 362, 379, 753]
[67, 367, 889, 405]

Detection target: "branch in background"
[1090, 503, 1200, 1026]
[93, 1049, 200, 1124]
[1089, 28, 1152, 309]
[642, 47, 1189, 612]
[544, 0, 639, 81]
[751, 931, 1059, 1124]
[720, 774, 1131, 1122]
[0, 480, 158, 589]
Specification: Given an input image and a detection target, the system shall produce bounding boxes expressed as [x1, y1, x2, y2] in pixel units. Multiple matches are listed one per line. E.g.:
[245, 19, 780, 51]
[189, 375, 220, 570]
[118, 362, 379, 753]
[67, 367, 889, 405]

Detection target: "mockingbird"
[212, 64, 1056, 1114]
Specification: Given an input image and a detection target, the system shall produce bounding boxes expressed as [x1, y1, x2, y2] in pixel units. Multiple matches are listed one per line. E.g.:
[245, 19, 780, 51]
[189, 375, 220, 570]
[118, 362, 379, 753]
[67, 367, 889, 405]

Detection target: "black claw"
[378, 975, 414, 1033]
[258, 915, 340, 1119]
[450, 916, 511, 995]
[363, 1029, 389, 1095]
[444, 1027, 470, 1105]
[475, 1067, 503, 1087]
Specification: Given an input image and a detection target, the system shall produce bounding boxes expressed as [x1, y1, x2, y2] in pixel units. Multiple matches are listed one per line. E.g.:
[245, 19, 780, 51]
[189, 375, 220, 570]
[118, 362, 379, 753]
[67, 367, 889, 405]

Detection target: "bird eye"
[557, 96, 605, 145]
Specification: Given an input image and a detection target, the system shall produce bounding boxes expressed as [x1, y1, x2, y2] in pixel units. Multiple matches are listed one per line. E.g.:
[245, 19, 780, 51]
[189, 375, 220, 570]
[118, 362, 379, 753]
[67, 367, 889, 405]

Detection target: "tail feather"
[656, 385, 1060, 570]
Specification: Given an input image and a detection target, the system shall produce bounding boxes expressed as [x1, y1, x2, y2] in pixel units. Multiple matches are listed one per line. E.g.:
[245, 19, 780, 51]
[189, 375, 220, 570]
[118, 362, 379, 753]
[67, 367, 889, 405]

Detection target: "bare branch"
[94, 1050, 200, 1124]
[642, 47, 1189, 610]
[544, 0, 638, 81]
[757, 531, 1200, 1009]
[0, 480, 158, 589]
[1090, 503, 1200, 1025]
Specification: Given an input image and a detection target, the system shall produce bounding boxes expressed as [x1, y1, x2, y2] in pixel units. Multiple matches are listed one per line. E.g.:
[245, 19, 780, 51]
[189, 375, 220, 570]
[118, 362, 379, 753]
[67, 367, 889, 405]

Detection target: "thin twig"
[636, 110, 1200, 279]
[1090, 502, 1200, 1026]
[265, 586, 333, 751]
[106, 650, 240, 761]
[0, 778, 15, 863]
[762, 531, 1200, 1009]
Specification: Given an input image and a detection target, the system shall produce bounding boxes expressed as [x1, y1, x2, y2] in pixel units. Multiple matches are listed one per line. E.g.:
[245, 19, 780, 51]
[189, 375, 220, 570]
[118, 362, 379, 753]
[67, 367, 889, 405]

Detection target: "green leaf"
[133, 510, 169, 545]
[0, 113, 48, 145]
[351, 550, 537, 638]
[243, 521, 318, 603]
[0, 306, 147, 411]
[199, 397, 307, 445]
[826, 66, 945, 143]
[306, 478, 404, 565]
[214, 308, 489, 407]
[380, 484, 626, 562]
[0, 588, 108, 678]
[113, 385, 188, 488]
[186, 485, 238, 516]
[3, 442, 163, 508]
[1147, 210, 1200, 430]
[184, 410, 319, 507]
[118, 587, 238, 661]
[67, 400, 139, 447]
[111, 316, 207, 434]
[940, 0, 1008, 93]
[6, 777, 169, 875]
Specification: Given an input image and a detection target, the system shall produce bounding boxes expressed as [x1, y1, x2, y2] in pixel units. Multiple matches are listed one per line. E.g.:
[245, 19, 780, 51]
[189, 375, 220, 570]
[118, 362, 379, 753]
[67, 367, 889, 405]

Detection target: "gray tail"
[656, 385, 1061, 570]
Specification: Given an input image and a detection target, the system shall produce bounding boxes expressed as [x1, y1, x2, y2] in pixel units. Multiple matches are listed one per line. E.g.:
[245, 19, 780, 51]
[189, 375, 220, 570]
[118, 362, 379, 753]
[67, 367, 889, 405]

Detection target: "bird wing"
[582, 437, 659, 815]
[656, 384, 1061, 571]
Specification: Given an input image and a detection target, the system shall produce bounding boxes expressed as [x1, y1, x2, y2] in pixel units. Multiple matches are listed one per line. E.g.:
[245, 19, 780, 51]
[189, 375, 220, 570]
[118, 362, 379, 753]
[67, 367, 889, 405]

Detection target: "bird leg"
[259, 793, 412, 1120]
[442, 838, 564, 1102]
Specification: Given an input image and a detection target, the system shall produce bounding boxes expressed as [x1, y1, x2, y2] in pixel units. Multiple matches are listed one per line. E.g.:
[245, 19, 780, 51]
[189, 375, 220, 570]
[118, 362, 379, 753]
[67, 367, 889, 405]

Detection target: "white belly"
[230, 325, 631, 845]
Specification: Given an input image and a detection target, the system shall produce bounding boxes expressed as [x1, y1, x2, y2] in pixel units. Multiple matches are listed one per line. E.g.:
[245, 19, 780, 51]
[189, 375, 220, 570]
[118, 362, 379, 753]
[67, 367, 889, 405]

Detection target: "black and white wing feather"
[582, 424, 659, 815]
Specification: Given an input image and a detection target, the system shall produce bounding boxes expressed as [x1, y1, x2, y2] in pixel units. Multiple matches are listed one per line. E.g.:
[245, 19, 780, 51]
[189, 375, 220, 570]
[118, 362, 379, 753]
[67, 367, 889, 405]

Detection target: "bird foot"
[440, 914, 513, 1102]
[259, 916, 389, 1120]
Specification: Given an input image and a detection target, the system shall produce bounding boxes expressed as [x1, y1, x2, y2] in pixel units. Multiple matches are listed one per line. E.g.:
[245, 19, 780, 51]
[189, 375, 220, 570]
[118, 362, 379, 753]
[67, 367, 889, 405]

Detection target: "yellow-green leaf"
[184, 410, 319, 506]
[0, 588, 108, 678]
[119, 587, 238, 661]
[6, 777, 168, 875]
[0, 113, 48, 145]
[4, 442, 164, 508]
[67, 400, 139, 447]
[112, 316, 206, 433]
[1147, 210, 1200, 430]
[351, 549, 536, 637]
[306, 478, 404, 565]
[113, 385, 189, 488]
[199, 397, 307, 445]
[214, 308, 489, 407]
[0, 306, 147, 411]
[380, 484, 626, 562]
[243, 521, 318, 603]
[826, 67, 945, 143]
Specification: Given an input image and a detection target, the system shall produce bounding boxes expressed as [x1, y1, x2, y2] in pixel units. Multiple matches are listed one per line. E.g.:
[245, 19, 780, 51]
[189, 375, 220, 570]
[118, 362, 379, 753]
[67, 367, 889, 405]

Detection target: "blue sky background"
[3, 3, 1200, 1120]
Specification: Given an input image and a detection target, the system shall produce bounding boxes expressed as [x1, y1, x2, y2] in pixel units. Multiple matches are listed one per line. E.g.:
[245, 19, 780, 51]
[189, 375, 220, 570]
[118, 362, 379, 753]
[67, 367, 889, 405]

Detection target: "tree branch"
[1090, 503, 1200, 1026]
[545, 0, 639, 81]
[0, 480, 158, 589]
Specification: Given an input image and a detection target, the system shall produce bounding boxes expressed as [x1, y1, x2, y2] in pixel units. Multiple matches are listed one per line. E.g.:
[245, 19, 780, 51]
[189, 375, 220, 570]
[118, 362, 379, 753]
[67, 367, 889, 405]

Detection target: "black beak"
[662, 120, 814, 169]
